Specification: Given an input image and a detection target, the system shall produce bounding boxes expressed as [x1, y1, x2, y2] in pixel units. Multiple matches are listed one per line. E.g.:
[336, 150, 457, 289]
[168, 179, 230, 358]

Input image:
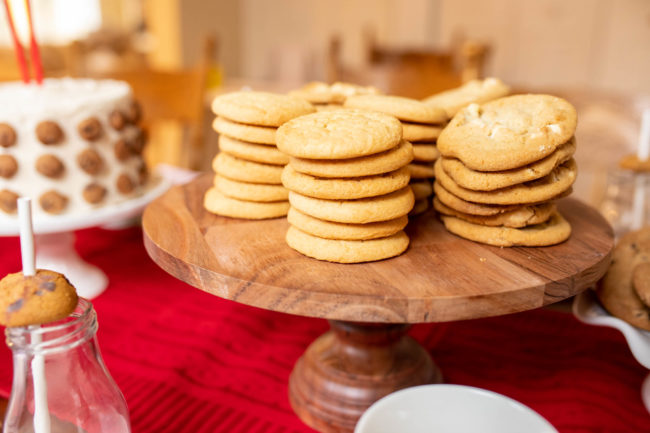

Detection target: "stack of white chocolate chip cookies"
[288, 81, 380, 111]
[343, 95, 447, 215]
[205, 91, 315, 219]
[277, 109, 415, 263]
[434, 94, 578, 247]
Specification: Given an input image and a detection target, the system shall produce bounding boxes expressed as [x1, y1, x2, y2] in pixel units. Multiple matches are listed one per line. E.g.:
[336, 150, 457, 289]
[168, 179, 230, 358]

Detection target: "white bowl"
[354, 384, 558, 433]
[573, 290, 650, 368]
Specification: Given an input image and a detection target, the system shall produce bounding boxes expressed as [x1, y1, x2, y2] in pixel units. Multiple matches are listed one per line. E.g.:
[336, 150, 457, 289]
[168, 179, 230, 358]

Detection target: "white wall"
[177, 0, 650, 94]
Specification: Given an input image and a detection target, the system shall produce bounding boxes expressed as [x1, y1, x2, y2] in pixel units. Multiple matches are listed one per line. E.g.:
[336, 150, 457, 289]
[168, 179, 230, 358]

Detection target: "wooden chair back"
[0, 43, 81, 81]
[327, 30, 489, 99]
[94, 36, 216, 170]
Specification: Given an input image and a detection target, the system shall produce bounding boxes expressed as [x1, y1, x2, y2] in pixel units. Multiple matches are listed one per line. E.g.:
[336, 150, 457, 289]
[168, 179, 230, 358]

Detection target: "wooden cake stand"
[142, 174, 614, 433]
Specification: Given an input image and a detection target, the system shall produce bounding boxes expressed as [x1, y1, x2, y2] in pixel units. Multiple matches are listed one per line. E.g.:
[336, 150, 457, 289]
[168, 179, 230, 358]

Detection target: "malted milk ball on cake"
[35, 120, 64, 145]
[83, 183, 107, 204]
[116, 173, 135, 194]
[114, 138, 131, 161]
[0, 189, 19, 214]
[0, 123, 16, 147]
[77, 148, 104, 175]
[35, 154, 65, 178]
[136, 163, 149, 185]
[125, 100, 142, 124]
[39, 190, 68, 214]
[109, 109, 126, 131]
[127, 128, 146, 155]
[77, 117, 103, 141]
[0, 154, 18, 179]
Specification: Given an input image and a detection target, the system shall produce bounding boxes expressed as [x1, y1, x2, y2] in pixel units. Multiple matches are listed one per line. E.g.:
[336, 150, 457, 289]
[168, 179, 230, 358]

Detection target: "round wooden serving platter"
[143, 174, 614, 433]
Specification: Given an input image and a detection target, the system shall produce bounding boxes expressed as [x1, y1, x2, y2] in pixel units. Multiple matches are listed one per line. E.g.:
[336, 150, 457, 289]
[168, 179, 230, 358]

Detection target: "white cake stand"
[573, 290, 650, 413]
[0, 177, 171, 299]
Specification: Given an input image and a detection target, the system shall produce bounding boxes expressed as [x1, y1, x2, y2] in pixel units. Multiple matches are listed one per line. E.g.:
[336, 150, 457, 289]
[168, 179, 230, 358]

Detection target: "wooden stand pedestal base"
[143, 177, 614, 433]
[289, 321, 442, 433]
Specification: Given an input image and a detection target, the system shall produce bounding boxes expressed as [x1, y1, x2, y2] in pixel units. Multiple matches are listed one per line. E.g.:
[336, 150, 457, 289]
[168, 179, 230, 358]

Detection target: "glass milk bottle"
[3, 298, 131, 433]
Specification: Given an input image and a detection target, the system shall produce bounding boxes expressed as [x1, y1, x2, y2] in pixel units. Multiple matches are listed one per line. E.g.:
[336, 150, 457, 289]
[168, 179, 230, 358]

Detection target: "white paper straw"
[632, 175, 646, 230]
[632, 110, 650, 230]
[31, 330, 51, 433]
[632, 108, 650, 230]
[638, 109, 650, 161]
[18, 198, 50, 433]
[17, 198, 35, 277]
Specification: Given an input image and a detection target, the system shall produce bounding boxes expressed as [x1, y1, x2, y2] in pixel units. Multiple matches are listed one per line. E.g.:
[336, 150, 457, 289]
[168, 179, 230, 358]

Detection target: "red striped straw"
[24, 0, 42, 84]
[3, 0, 29, 83]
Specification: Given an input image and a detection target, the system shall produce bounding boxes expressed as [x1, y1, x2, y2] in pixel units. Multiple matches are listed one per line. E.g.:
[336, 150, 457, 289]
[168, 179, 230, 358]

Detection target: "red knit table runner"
[0, 227, 648, 432]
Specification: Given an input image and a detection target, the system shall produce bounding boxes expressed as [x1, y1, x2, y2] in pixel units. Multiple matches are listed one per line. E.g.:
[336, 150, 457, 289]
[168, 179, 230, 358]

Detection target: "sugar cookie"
[287, 207, 407, 240]
[277, 109, 402, 159]
[288, 187, 414, 224]
[402, 122, 443, 142]
[213, 152, 283, 184]
[211, 91, 315, 126]
[289, 140, 413, 178]
[219, 135, 289, 165]
[213, 117, 276, 145]
[412, 144, 440, 162]
[409, 162, 435, 179]
[282, 165, 410, 200]
[410, 181, 433, 200]
[286, 226, 409, 263]
[204, 187, 288, 219]
[215, 175, 288, 202]
[344, 94, 446, 124]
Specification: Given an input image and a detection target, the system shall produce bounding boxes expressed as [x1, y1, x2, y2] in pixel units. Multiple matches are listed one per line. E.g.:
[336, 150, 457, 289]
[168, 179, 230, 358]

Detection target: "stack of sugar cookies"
[276, 109, 415, 263]
[204, 91, 315, 219]
[423, 77, 510, 120]
[433, 94, 578, 247]
[343, 95, 447, 215]
[288, 81, 380, 111]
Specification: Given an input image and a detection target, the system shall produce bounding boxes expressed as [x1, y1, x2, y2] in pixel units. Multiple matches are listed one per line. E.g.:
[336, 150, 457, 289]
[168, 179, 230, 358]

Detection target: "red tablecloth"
[0, 227, 649, 433]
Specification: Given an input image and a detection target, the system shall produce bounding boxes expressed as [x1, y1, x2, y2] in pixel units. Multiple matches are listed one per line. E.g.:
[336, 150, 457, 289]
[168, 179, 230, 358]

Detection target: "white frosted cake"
[0, 78, 148, 215]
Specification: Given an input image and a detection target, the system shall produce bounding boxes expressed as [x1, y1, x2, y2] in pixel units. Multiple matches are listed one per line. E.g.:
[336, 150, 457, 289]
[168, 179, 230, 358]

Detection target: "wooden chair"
[327, 29, 489, 99]
[93, 36, 217, 170]
[0, 43, 81, 81]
